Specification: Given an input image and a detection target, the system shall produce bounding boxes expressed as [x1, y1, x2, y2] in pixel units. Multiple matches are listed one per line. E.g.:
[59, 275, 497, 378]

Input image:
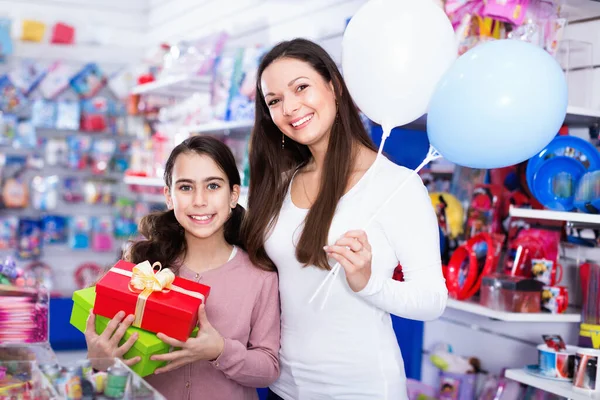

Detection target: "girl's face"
[261, 57, 337, 148]
[164, 152, 240, 243]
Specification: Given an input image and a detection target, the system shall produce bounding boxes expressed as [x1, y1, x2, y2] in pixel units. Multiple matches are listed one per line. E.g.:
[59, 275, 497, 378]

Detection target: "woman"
[242, 38, 448, 399]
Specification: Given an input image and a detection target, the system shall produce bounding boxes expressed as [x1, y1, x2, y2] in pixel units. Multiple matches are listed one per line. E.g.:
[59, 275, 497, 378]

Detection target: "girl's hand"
[84, 311, 141, 370]
[151, 305, 224, 374]
[324, 230, 372, 292]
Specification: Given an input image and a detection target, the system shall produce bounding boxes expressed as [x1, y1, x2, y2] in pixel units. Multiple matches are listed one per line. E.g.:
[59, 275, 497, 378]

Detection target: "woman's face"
[261, 57, 337, 148]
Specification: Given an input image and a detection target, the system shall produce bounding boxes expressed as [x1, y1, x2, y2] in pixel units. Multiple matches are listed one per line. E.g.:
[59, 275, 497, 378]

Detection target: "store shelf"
[505, 368, 590, 400]
[398, 105, 600, 132]
[131, 74, 211, 97]
[123, 176, 165, 187]
[187, 119, 254, 135]
[446, 299, 581, 322]
[509, 206, 600, 225]
[12, 41, 145, 65]
[564, 106, 600, 127]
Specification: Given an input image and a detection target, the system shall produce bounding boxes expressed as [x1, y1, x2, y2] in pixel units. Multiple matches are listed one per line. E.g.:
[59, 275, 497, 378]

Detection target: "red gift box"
[93, 260, 211, 341]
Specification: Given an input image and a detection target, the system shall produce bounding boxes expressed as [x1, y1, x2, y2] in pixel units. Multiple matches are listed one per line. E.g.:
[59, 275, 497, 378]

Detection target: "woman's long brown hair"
[241, 38, 377, 271]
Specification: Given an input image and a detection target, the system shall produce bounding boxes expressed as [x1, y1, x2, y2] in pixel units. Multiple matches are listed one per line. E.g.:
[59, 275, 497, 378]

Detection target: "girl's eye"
[268, 98, 279, 107]
[296, 84, 308, 92]
[207, 183, 220, 190]
[179, 185, 192, 192]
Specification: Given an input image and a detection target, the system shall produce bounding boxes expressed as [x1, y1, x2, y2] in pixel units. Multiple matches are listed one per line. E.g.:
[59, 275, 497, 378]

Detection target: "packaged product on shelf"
[91, 216, 114, 252]
[62, 176, 84, 203]
[8, 59, 47, 96]
[69, 216, 91, 250]
[30, 175, 59, 211]
[0, 113, 17, 146]
[0, 217, 17, 250]
[70, 63, 106, 99]
[0, 18, 12, 58]
[31, 99, 57, 129]
[0, 156, 29, 209]
[16, 218, 43, 260]
[0, 259, 49, 344]
[38, 62, 74, 99]
[90, 138, 117, 175]
[67, 135, 92, 170]
[20, 19, 46, 42]
[114, 198, 137, 238]
[55, 100, 81, 130]
[45, 357, 165, 399]
[0, 76, 27, 113]
[93, 259, 211, 341]
[83, 178, 116, 205]
[13, 120, 37, 149]
[0, 359, 57, 399]
[50, 22, 75, 45]
[44, 137, 68, 166]
[80, 96, 109, 132]
[23, 261, 54, 292]
[71, 287, 199, 377]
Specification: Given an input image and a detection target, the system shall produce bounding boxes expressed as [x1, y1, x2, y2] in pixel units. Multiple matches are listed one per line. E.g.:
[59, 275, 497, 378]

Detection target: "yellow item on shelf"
[21, 20, 46, 42]
[430, 192, 464, 239]
[579, 323, 600, 349]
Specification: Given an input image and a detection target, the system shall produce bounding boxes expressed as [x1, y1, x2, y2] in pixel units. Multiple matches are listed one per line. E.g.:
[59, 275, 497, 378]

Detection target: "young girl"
[242, 39, 447, 399]
[84, 136, 280, 400]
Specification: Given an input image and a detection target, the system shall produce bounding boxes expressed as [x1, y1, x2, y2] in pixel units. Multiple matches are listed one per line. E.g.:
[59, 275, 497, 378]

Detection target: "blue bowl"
[574, 170, 600, 213]
[527, 135, 600, 194]
[532, 156, 587, 211]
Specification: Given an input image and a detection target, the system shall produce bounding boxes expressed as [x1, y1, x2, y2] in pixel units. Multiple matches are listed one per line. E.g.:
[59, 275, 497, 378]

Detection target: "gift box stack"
[0, 257, 49, 345]
[70, 259, 211, 377]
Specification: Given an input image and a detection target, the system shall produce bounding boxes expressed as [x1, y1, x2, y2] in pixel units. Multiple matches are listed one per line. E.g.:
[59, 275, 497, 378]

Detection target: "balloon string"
[308, 145, 442, 310]
[310, 126, 390, 307]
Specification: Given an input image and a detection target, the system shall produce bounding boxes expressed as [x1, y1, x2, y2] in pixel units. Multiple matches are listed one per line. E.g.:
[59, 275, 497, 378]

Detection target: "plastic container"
[480, 274, 543, 312]
[537, 343, 577, 379]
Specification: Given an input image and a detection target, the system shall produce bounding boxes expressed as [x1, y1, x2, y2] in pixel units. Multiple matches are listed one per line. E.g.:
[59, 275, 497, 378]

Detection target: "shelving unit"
[400, 106, 600, 132]
[505, 369, 590, 400]
[187, 119, 253, 135]
[509, 206, 600, 225]
[130, 74, 212, 97]
[446, 299, 581, 322]
[123, 176, 165, 187]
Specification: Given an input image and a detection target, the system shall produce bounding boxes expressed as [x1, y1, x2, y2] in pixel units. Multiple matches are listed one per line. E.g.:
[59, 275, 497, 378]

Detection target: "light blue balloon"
[427, 39, 568, 169]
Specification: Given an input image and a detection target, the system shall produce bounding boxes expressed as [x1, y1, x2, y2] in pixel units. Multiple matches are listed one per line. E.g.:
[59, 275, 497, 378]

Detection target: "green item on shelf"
[70, 287, 198, 378]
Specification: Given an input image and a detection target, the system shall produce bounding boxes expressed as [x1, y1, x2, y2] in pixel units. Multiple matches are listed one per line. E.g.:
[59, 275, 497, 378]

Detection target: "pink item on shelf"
[0, 287, 49, 344]
[483, 0, 530, 26]
[50, 22, 75, 44]
[92, 233, 112, 252]
[406, 378, 436, 400]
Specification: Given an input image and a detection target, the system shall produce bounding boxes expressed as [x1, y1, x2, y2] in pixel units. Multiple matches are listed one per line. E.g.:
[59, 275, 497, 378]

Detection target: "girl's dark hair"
[241, 38, 377, 271]
[126, 136, 246, 275]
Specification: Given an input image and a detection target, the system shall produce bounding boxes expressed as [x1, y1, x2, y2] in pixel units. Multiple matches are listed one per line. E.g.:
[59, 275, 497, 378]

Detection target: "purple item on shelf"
[439, 371, 476, 400]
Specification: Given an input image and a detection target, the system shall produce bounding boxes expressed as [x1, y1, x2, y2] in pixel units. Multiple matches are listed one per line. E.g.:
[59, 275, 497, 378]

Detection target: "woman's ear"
[329, 77, 342, 96]
[164, 186, 173, 209]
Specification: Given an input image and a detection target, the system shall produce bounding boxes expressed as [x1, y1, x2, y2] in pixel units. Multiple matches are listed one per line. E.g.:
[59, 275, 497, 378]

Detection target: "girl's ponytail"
[224, 204, 246, 251]
[125, 209, 187, 275]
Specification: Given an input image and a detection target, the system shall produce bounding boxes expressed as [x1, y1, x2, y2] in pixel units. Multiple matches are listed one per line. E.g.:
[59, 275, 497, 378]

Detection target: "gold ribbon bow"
[128, 261, 175, 327]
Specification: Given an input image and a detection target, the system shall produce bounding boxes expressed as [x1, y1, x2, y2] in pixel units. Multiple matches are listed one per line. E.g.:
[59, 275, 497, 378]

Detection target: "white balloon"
[342, 0, 457, 132]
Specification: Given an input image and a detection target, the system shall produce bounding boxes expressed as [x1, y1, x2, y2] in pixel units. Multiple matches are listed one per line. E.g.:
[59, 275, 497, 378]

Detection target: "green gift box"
[70, 287, 197, 377]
